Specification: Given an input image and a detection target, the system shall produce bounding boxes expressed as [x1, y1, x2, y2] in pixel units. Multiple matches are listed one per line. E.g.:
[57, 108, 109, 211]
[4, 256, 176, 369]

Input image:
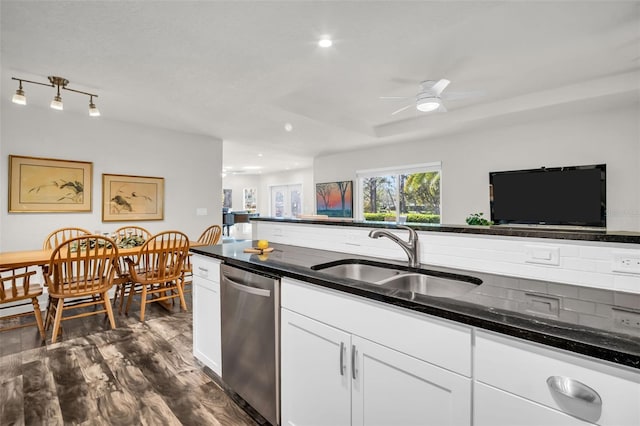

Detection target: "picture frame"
[102, 173, 164, 222]
[9, 155, 93, 213]
[315, 180, 353, 218]
[223, 188, 232, 209]
[243, 187, 257, 211]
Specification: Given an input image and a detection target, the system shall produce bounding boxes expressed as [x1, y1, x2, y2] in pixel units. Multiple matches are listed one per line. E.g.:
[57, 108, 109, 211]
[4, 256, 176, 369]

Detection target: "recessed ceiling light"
[284, 122, 293, 132]
[318, 38, 332, 48]
[258, 153, 263, 157]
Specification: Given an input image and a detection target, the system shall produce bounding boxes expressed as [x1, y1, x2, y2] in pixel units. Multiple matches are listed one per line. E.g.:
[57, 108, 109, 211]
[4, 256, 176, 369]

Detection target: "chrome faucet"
[368, 225, 420, 268]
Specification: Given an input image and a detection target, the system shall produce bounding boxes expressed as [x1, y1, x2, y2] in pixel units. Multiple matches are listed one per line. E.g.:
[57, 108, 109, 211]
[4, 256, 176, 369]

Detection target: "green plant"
[466, 212, 492, 226]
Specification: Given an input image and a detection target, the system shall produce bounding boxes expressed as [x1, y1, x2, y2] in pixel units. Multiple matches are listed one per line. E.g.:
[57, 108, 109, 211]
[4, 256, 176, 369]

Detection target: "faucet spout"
[368, 225, 420, 268]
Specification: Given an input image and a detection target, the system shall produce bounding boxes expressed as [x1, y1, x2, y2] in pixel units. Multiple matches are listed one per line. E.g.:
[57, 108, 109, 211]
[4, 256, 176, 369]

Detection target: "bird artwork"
[28, 179, 84, 203]
[110, 195, 133, 212]
[109, 183, 155, 215]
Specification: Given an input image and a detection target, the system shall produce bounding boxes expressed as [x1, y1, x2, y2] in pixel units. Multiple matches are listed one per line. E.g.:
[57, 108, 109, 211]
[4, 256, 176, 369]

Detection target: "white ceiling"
[2, 1, 639, 174]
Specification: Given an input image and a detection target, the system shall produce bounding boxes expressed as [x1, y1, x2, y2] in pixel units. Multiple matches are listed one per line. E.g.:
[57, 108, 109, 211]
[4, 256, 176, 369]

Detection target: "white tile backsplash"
[256, 222, 640, 294]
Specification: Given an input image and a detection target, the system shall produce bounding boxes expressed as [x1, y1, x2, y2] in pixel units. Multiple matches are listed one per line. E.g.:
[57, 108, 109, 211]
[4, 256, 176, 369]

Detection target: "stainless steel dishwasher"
[220, 264, 280, 426]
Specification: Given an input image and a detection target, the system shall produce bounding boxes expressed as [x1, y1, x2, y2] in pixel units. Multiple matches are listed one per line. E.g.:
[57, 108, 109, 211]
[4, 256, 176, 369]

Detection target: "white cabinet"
[281, 278, 472, 426]
[281, 309, 351, 426]
[192, 254, 222, 376]
[475, 331, 640, 426]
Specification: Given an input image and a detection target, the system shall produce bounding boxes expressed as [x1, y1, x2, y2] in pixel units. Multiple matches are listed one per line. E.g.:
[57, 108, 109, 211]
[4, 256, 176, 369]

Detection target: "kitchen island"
[192, 240, 640, 425]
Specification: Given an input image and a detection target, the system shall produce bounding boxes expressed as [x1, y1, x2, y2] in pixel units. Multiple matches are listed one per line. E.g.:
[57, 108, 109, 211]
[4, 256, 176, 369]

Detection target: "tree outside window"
[360, 167, 440, 224]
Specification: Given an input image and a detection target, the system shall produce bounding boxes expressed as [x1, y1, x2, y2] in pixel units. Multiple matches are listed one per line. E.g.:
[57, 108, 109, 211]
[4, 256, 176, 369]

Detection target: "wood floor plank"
[0, 375, 24, 426]
[0, 296, 260, 426]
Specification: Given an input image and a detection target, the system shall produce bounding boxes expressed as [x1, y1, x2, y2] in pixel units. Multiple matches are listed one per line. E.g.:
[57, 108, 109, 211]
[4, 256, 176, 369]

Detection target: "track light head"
[50, 94, 63, 111]
[12, 86, 26, 105]
[88, 96, 100, 117]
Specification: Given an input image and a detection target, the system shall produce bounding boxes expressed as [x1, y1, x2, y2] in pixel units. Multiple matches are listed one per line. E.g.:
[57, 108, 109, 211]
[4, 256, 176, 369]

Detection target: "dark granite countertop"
[192, 241, 640, 370]
[251, 216, 640, 244]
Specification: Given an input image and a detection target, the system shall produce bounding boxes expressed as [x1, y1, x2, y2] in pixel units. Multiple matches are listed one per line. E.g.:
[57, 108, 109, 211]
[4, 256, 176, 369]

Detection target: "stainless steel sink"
[377, 273, 478, 298]
[314, 262, 403, 283]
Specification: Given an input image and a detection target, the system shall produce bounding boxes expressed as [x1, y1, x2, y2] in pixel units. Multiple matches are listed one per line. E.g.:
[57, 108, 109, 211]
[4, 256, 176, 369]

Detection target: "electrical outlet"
[612, 252, 640, 274]
[613, 308, 640, 331]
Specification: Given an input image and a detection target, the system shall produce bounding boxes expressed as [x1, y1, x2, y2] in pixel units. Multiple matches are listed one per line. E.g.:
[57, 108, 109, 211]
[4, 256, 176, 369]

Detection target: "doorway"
[270, 184, 302, 218]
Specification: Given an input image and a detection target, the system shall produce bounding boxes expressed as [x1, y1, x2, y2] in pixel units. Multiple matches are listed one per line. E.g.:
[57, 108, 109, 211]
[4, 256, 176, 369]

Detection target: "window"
[357, 162, 441, 224]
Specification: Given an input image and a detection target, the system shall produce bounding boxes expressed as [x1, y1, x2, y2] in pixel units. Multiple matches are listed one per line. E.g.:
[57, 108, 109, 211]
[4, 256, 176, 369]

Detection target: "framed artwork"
[9, 155, 92, 213]
[243, 188, 257, 211]
[223, 189, 232, 208]
[102, 173, 164, 222]
[316, 180, 353, 218]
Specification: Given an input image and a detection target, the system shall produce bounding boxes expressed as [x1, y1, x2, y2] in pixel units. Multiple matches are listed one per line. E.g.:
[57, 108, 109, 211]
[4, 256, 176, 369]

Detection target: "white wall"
[314, 104, 640, 231]
[1, 102, 223, 251]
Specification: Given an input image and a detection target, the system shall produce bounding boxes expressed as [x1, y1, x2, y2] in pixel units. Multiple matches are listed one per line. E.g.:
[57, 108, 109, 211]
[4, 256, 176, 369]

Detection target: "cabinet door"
[351, 335, 471, 426]
[475, 382, 593, 426]
[193, 276, 222, 376]
[281, 309, 351, 426]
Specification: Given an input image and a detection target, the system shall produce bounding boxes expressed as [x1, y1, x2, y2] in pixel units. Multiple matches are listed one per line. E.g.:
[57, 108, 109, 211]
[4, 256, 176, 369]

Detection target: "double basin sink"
[310, 259, 482, 299]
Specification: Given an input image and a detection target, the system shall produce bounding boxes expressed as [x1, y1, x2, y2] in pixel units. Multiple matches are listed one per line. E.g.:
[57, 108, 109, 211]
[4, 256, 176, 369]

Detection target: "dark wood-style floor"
[0, 293, 262, 426]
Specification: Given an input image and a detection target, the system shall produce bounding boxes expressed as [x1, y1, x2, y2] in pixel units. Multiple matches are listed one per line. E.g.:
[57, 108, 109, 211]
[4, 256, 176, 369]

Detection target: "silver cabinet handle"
[547, 376, 602, 423]
[351, 344, 357, 380]
[197, 267, 208, 272]
[339, 342, 345, 376]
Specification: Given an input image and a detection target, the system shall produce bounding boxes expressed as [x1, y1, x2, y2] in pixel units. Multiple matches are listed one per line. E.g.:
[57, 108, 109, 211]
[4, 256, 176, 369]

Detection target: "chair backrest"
[45, 235, 119, 297]
[114, 225, 151, 241]
[197, 225, 222, 245]
[0, 267, 38, 303]
[43, 227, 91, 250]
[129, 231, 190, 285]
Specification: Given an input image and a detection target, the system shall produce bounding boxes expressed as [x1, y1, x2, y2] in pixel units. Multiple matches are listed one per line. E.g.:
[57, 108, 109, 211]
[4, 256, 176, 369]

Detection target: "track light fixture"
[11, 75, 100, 117]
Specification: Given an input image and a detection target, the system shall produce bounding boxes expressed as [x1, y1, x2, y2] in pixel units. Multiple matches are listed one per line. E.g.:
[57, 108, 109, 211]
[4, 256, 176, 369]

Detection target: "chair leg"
[176, 280, 188, 312]
[140, 285, 148, 322]
[50, 298, 65, 343]
[31, 297, 46, 340]
[45, 296, 57, 331]
[103, 292, 116, 329]
[125, 283, 137, 315]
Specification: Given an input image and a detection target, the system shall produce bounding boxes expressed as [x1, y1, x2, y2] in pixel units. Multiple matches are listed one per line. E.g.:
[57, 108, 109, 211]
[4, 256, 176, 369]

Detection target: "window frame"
[355, 162, 442, 223]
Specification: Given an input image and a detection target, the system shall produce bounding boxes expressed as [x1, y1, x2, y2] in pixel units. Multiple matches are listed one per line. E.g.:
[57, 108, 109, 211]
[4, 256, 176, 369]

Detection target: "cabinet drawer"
[191, 254, 221, 282]
[282, 277, 472, 376]
[475, 331, 640, 426]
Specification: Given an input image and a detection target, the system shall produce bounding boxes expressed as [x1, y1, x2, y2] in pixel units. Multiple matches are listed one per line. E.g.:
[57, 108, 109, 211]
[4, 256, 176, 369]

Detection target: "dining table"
[0, 241, 207, 269]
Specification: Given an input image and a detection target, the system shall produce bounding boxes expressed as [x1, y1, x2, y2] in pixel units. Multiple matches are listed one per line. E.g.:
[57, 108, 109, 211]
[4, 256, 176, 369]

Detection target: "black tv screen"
[489, 164, 606, 228]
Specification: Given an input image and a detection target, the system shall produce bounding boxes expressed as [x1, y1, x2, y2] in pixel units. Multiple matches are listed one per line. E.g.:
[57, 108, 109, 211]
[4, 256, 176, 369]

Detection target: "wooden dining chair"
[42, 227, 91, 250]
[112, 225, 152, 313]
[197, 225, 222, 246]
[124, 230, 190, 322]
[44, 235, 119, 343]
[0, 267, 46, 340]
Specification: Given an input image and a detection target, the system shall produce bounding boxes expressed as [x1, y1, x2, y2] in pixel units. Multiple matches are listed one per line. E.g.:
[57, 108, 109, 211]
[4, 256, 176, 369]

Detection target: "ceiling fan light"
[50, 94, 63, 111]
[416, 97, 441, 112]
[12, 88, 26, 105]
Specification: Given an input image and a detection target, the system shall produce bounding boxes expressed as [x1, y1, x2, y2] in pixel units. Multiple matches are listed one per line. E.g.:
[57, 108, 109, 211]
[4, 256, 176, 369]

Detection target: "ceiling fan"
[381, 79, 481, 115]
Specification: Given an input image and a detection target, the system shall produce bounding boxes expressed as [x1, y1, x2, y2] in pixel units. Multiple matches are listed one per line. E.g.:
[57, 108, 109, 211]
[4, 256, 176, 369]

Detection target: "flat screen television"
[489, 164, 606, 229]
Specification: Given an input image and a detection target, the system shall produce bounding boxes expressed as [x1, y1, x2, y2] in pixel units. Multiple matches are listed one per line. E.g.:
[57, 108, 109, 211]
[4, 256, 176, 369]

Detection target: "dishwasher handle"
[223, 275, 272, 297]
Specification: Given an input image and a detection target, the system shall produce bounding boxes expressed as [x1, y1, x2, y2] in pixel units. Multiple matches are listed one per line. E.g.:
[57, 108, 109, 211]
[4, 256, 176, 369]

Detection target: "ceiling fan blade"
[391, 104, 413, 115]
[431, 79, 450, 96]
